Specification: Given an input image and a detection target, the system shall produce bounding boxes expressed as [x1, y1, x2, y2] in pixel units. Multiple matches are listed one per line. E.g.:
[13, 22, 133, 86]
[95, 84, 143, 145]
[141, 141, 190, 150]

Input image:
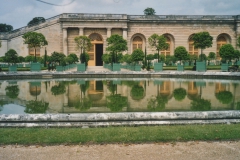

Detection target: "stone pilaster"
[62, 28, 68, 55]
[123, 28, 128, 40]
[107, 28, 112, 38]
[79, 27, 84, 36]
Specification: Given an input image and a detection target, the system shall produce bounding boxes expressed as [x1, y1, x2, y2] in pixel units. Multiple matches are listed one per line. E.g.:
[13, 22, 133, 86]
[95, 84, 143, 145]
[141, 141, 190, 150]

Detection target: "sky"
[0, 0, 240, 30]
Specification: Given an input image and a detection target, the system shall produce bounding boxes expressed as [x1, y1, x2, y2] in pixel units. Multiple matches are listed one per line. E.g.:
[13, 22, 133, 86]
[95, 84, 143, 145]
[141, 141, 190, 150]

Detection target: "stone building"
[0, 13, 240, 66]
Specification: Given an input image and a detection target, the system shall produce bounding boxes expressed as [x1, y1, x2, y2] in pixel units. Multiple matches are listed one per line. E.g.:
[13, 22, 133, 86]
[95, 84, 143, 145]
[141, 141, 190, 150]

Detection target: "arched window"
[217, 36, 227, 58]
[89, 33, 103, 41]
[132, 36, 143, 51]
[161, 36, 170, 56]
[189, 37, 198, 56]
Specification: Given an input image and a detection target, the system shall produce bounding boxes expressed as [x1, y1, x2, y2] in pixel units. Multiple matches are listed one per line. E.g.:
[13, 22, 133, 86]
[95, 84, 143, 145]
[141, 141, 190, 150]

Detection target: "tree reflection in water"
[173, 88, 187, 101]
[5, 85, 19, 99]
[191, 98, 211, 111]
[25, 100, 49, 113]
[215, 91, 233, 104]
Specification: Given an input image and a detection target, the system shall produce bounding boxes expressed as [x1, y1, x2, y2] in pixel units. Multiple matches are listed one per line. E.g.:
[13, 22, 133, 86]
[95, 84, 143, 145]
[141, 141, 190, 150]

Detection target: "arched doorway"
[88, 33, 103, 66]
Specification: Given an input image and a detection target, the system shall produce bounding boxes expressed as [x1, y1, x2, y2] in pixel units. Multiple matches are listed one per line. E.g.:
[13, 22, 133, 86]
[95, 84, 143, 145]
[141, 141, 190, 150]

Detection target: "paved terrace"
[0, 66, 240, 80]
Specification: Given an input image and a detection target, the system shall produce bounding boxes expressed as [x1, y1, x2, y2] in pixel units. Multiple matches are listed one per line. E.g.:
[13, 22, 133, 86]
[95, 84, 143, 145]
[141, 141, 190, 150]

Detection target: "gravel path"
[1, 141, 240, 160]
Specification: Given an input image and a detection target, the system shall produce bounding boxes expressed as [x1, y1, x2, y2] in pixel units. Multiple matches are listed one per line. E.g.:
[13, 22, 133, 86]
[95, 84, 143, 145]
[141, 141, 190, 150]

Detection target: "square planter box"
[56, 66, 64, 72]
[113, 63, 121, 71]
[9, 65, 17, 72]
[77, 63, 86, 71]
[30, 63, 41, 72]
[134, 64, 141, 71]
[196, 61, 206, 72]
[177, 64, 184, 71]
[154, 62, 163, 71]
[221, 63, 228, 72]
[184, 62, 189, 66]
[237, 61, 240, 65]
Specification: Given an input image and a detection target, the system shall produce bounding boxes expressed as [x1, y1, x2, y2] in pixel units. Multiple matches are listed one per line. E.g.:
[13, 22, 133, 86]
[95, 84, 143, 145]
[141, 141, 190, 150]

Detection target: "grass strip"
[0, 124, 240, 145]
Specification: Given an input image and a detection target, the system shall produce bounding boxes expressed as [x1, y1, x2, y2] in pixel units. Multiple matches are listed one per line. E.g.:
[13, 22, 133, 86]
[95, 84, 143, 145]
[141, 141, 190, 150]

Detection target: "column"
[123, 28, 128, 40]
[107, 28, 112, 38]
[79, 27, 84, 36]
[62, 28, 68, 55]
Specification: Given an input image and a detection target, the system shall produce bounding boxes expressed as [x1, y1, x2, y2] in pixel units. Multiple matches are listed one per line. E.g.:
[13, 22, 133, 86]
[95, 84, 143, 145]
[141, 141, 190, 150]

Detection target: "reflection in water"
[0, 79, 239, 114]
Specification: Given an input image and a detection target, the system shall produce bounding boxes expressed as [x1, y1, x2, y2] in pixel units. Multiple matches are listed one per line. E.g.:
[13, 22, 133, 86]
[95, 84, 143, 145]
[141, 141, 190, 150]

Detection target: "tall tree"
[0, 23, 13, 32]
[74, 36, 91, 65]
[144, 7, 156, 15]
[148, 34, 168, 62]
[192, 32, 213, 61]
[28, 17, 46, 26]
[22, 32, 48, 62]
[106, 34, 128, 63]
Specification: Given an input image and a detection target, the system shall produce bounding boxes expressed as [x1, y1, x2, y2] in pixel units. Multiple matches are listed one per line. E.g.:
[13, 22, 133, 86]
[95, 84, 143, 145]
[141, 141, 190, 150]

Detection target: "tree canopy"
[144, 7, 156, 15]
[219, 44, 235, 61]
[51, 52, 66, 65]
[192, 32, 213, 61]
[0, 23, 13, 32]
[22, 32, 48, 62]
[28, 17, 46, 27]
[106, 34, 128, 63]
[5, 49, 18, 64]
[174, 46, 188, 63]
[131, 48, 144, 63]
[148, 34, 168, 62]
[74, 36, 92, 54]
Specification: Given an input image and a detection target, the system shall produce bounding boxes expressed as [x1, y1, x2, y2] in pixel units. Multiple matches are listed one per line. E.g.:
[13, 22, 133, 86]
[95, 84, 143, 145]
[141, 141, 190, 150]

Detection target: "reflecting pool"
[0, 78, 240, 114]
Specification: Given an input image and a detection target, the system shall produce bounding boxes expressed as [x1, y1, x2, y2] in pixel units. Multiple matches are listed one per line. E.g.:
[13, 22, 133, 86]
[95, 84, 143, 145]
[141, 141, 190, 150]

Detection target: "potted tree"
[174, 46, 188, 71]
[148, 34, 168, 71]
[146, 54, 154, 71]
[208, 52, 216, 65]
[131, 49, 144, 71]
[22, 32, 48, 71]
[74, 36, 91, 71]
[106, 34, 128, 71]
[192, 32, 213, 72]
[4, 49, 18, 72]
[219, 44, 235, 72]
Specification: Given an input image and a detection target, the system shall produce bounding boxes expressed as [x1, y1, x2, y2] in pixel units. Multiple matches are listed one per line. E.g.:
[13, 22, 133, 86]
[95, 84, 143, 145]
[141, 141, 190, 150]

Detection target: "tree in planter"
[131, 49, 144, 64]
[215, 91, 233, 104]
[25, 55, 35, 62]
[208, 52, 216, 64]
[234, 50, 240, 62]
[102, 54, 112, 64]
[173, 88, 187, 101]
[67, 53, 79, 64]
[106, 34, 128, 65]
[144, 7, 156, 15]
[148, 34, 168, 62]
[5, 85, 19, 99]
[192, 32, 213, 61]
[51, 52, 66, 65]
[74, 36, 92, 66]
[22, 32, 48, 62]
[219, 44, 235, 64]
[4, 49, 18, 65]
[174, 46, 188, 64]
[146, 54, 154, 70]
[199, 53, 207, 61]
[189, 54, 198, 66]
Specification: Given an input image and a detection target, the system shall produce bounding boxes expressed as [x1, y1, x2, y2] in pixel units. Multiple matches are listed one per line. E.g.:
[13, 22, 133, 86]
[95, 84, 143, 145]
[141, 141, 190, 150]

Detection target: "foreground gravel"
[0, 141, 240, 160]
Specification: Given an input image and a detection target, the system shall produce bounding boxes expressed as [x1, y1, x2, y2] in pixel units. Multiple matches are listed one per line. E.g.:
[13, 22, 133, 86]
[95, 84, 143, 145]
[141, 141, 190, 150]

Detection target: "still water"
[0, 78, 240, 114]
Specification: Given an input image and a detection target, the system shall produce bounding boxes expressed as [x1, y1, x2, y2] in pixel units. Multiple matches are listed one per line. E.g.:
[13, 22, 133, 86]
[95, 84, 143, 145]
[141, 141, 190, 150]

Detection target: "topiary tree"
[24, 55, 35, 62]
[27, 17, 46, 27]
[148, 34, 168, 62]
[106, 34, 128, 64]
[208, 52, 216, 60]
[174, 46, 188, 64]
[131, 49, 144, 64]
[5, 49, 18, 65]
[144, 7, 156, 15]
[219, 44, 235, 64]
[74, 36, 91, 66]
[234, 50, 240, 62]
[192, 32, 213, 61]
[67, 53, 79, 64]
[173, 88, 187, 101]
[102, 53, 111, 64]
[215, 91, 233, 104]
[22, 32, 48, 62]
[50, 52, 66, 65]
[146, 54, 154, 70]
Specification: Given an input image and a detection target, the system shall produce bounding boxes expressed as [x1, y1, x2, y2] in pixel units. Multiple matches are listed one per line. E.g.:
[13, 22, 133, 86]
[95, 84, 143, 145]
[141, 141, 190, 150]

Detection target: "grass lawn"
[0, 124, 240, 145]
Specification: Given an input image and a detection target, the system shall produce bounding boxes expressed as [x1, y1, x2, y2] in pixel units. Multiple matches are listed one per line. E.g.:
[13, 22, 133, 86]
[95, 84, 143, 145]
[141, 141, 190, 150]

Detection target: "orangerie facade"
[0, 13, 240, 66]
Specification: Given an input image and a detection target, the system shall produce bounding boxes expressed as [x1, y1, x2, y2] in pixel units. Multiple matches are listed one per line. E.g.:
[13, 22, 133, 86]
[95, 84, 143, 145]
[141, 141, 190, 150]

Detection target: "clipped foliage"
[67, 53, 79, 63]
[122, 54, 133, 64]
[174, 46, 188, 62]
[25, 100, 49, 114]
[215, 91, 233, 104]
[219, 44, 235, 61]
[131, 49, 144, 63]
[5, 85, 19, 99]
[102, 54, 111, 64]
[208, 52, 216, 59]
[191, 98, 211, 111]
[51, 52, 66, 65]
[130, 85, 145, 100]
[5, 49, 18, 64]
[173, 88, 187, 101]
[107, 94, 127, 112]
[51, 82, 66, 96]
